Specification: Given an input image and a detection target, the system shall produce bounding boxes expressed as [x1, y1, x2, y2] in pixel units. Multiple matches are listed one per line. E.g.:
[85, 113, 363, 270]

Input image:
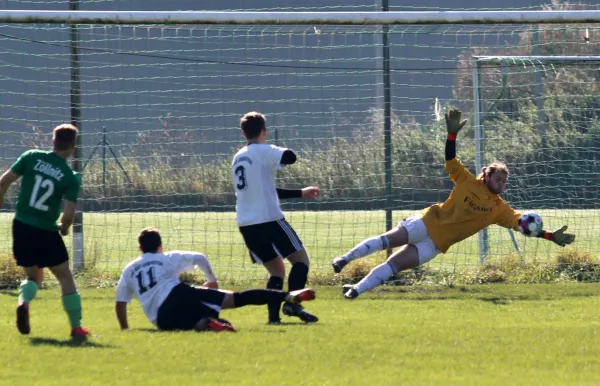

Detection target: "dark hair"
[53, 124, 79, 151]
[138, 227, 162, 253]
[240, 111, 266, 140]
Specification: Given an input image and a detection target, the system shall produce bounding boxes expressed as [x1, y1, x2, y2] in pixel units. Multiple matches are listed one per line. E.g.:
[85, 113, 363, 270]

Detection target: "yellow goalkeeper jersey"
[420, 158, 520, 253]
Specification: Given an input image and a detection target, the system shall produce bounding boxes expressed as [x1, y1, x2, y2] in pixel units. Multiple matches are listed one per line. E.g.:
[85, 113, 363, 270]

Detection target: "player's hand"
[202, 281, 219, 289]
[58, 223, 69, 236]
[445, 108, 468, 134]
[550, 225, 576, 247]
[302, 186, 320, 199]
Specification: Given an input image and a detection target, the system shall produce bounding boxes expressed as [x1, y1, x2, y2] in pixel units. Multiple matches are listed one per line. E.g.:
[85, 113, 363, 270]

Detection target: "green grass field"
[1, 284, 600, 385]
[1, 209, 597, 384]
[1, 209, 596, 282]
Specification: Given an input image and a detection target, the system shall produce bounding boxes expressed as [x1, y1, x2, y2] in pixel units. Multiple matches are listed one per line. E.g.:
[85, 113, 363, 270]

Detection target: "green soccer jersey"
[11, 149, 80, 231]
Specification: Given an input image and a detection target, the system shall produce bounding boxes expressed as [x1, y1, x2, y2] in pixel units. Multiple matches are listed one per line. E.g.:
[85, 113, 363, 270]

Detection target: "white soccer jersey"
[232, 143, 287, 226]
[115, 251, 217, 325]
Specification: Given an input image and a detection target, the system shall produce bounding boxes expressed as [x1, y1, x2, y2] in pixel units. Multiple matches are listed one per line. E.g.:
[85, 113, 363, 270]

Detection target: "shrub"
[0, 256, 23, 290]
[554, 250, 600, 282]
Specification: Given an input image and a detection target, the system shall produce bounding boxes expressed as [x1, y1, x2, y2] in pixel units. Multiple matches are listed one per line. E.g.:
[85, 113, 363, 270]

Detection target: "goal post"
[0, 10, 598, 280]
[472, 55, 600, 263]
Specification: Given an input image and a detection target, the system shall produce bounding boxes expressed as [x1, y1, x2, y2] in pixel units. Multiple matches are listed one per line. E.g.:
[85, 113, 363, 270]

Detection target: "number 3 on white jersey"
[29, 174, 54, 211]
[235, 165, 247, 191]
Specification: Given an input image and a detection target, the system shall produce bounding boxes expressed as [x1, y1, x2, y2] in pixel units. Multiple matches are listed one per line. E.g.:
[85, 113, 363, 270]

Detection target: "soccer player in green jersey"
[0, 124, 90, 338]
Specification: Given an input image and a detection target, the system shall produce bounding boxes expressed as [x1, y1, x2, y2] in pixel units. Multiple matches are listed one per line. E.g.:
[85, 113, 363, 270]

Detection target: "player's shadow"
[29, 337, 114, 348]
[131, 327, 162, 333]
[0, 290, 18, 297]
[478, 297, 513, 305]
[266, 321, 320, 326]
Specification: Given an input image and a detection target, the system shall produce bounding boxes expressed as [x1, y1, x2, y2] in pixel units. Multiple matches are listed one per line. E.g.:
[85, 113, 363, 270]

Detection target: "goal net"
[471, 54, 600, 265]
[0, 13, 598, 282]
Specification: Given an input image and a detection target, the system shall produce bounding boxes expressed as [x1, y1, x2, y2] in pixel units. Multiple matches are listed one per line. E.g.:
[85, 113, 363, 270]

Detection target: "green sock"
[62, 292, 82, 329]
[18, 280, 38, 304]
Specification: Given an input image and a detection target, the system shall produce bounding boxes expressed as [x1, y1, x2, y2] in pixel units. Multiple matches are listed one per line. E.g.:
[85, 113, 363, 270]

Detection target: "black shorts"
[238, 219, 304, 264]
[12, 219, 69, 268]
[156, 283, 226, 331]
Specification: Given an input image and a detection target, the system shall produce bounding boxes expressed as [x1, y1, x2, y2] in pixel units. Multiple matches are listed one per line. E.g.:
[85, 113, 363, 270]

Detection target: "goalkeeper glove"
[445, 108, 468, 134]
[543, 225, 576, 247]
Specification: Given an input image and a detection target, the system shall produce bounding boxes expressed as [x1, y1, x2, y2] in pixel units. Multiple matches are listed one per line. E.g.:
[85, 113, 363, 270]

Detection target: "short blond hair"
[53, 124, 79, 151]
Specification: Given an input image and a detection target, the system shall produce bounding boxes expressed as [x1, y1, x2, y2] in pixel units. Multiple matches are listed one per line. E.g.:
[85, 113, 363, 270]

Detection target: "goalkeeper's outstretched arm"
[444, 108, 467, 161]
[498, 209, 577, 248]
[445, 133, 456, 161]
[536, 226, 576, 247]
[443, 109, 475, 185]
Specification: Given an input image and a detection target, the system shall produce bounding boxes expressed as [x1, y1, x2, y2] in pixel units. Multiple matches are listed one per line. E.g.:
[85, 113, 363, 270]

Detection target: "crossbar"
[476, 56, 600, 63]
[0, 10, 599, 25]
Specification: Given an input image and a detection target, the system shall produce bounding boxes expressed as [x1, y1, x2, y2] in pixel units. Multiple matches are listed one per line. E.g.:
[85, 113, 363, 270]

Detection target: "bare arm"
[0, 170, 20, 208]
[59, 200, 77, 236]
[115, 301, 129, 330]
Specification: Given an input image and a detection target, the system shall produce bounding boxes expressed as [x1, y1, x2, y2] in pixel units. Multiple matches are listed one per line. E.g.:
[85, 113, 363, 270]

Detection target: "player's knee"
[53, 268, 73, 282]
[34, 268, 44, 286]
[302, 254, 310, 268]
[266, 276, 284, 290]
[263, 257, 286, 277]
[59, 281, 77, 295]
[53, 272, 76, 294]
[292, 257, 310, 270]
[287, 249, 310, 267]
[386, 227, 409, 248]
[387, 244, 419, 272]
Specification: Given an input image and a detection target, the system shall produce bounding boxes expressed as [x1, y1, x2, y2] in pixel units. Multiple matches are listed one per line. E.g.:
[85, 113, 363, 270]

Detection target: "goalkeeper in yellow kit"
[333, 109, 576, 299]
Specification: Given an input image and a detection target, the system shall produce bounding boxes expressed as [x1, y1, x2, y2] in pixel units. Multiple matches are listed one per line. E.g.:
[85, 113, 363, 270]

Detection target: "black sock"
[288, 262, 309, 292]
[266, 276, 284, 322]
[233, 289, 287, 308]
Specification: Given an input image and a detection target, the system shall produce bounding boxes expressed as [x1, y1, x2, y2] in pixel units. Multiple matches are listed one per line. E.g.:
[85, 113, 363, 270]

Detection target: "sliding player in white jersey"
[232, 111, 320, 324]
[115, 227, 315, 332]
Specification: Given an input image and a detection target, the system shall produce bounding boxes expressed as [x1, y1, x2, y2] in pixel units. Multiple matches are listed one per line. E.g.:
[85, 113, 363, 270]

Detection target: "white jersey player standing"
[115, 227, 316, 332]
[232, 111, 321, 324]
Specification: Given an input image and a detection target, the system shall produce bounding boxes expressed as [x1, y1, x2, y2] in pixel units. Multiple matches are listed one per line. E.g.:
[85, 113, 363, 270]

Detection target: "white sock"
[343, 236, 389, 262]
[354, 262, 397, 295]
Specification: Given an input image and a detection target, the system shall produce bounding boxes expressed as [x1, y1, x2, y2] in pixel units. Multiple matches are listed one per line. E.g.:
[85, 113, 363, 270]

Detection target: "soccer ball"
[518, 212, 543, 237]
